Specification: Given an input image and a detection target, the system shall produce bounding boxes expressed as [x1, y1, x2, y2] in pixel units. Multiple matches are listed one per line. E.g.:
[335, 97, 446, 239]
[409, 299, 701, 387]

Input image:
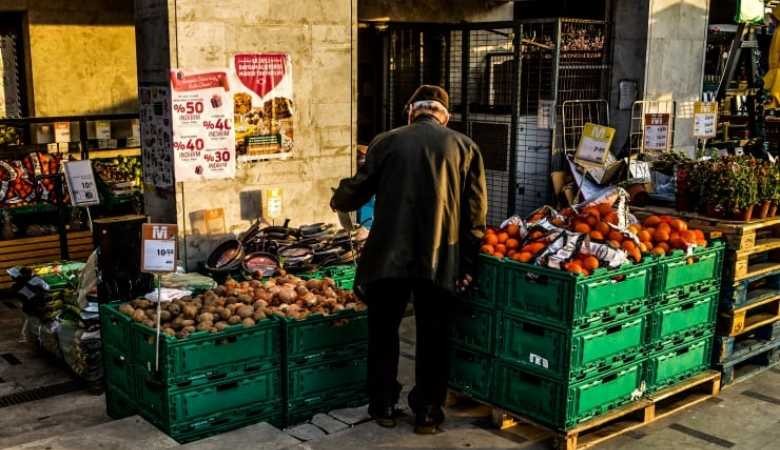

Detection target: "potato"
[172, 317, 185, 330]
[305, 279, 323, 291]
[145, 308, 157, 320]
[242, 317, 256, 328]
[295, 285, 309, 297]
[119, 304, 135, 316]
[277, 288, 296, 303]
[196, 321, 213, 331]
[142, 319, 155, 328]
[302, 293, 317, 306]
[198, 312, 215, 323]
[253, 310, 267, 321]
[182, 305, 199, 319]
[159, 310, 172, 322]
[168, 303, 182, 316]
[216, 307, 231, 320]
[238, 294, 253, 304]
[237, 305, 254, 319]
[215, 321, 229, 331]
[183, 325, 196, 333]
[163, 328, 176, 337]
[132, 309, 147, 322]
[131, 299, 151, 309]
[181, 319, 196, 327]
[228, 315, 242, 325]
[177, 330, 190, 339]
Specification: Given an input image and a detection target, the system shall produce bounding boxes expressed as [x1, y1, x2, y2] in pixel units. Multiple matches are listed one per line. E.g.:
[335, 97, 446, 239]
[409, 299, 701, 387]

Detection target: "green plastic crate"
[649, 292, 718, 345]
[450, 301, 495, 354]
[106, 383, 137, 420]
[286, 355, 367, 404]
[164, 403, 283, 443]
[645, 335, 713, 393]
[655, 241, 724, 296]
[137, 368, 281, 429]
[321, 265, 356, 290]
[100, 304, 134, 355]
[286, 389, 368, 426]
[503, 258, 654, 329]
[133, 318, 280, 387]
[103, 345, 135, 397]
[283, 310, 368, 363]
[496, 313, 648, 381]
[469, 254, 504, 307]
[448, 346, 493, 401]
[493, 359, 645, 430]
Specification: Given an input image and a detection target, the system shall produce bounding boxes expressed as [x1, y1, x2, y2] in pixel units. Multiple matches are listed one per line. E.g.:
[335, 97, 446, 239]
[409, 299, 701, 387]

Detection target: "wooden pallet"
[0, 230, 93, 289]
[719, 339, 780, 386]
[718, 295, 780, 336]
[721, 269, 780, 309]
[725, 240, 780, 282]
[486, 371, 721, 450]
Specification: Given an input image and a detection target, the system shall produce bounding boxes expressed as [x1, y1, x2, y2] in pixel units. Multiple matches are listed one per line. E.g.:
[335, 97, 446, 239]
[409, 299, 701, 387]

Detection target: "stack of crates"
[100, 304, 283, 442]
[645, 242, 723, 393]
[281, 309, 369, 425]
[450, 240, 724, 430]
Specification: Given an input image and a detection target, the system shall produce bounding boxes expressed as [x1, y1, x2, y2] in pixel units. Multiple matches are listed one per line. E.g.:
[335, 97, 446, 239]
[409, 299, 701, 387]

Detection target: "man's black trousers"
[364, 278, 454, 412]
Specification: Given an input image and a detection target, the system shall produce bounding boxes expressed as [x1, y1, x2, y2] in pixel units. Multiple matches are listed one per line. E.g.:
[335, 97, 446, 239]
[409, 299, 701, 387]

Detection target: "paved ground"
[1, 301, 779, 449]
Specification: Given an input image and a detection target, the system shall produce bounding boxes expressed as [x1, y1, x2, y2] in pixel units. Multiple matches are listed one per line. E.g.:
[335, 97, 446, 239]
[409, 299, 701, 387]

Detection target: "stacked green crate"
[100, 304, 283, 442]
[645, 242, 724, 393]
[281, 309, 369, 426]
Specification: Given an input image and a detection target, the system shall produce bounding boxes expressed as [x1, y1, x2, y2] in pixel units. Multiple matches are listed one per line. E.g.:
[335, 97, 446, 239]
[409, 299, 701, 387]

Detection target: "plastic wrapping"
[160, 272, 217, 293]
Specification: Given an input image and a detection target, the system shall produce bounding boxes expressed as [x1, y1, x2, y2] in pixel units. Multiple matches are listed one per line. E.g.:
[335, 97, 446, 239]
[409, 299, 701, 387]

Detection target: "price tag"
[63, 160, 100, 207]
[95, 120, 112, 140]
[141, 224, 178, 273]
[54, 122, 71, 143]
[643, 113, 671, 152]
[263, 188, 284, 220]
[575, 123, 616, 169]
[693, 102, 718, 138]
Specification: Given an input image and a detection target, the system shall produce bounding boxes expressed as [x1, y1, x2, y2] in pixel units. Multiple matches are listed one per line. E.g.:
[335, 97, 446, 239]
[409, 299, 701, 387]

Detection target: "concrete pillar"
[135, 0, 356, 268]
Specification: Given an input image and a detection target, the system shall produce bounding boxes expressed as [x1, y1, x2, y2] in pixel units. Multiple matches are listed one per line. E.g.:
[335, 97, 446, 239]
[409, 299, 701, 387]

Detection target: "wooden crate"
[0, 230, 94, 289]
[718, 295, 780, 337]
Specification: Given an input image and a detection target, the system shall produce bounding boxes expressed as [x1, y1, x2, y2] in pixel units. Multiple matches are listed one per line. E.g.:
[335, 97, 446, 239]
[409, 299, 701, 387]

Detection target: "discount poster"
[230, 53, 295, 161]
[169, 69, 236, 182]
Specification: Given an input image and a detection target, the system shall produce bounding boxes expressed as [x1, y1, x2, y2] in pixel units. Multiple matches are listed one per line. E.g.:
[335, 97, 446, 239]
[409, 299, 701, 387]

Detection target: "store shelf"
[0, 230, 93, 289]
[88, 147, 141, 159]
[5, 203, 60, 215]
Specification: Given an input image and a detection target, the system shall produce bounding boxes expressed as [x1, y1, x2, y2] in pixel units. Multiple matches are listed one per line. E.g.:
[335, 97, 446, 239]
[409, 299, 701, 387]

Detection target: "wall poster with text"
[230, 53, 295, 161]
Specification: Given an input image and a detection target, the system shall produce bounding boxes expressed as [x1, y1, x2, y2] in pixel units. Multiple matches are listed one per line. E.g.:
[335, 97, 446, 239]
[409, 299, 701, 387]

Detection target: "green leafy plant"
[695, 156, 758, 215]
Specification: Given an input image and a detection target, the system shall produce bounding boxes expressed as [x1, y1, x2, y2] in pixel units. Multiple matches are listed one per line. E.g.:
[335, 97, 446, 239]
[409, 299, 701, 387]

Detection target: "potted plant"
[756, 161, 774, 219]
[772, 163, 780, 217]
[699, 157, 758, 221]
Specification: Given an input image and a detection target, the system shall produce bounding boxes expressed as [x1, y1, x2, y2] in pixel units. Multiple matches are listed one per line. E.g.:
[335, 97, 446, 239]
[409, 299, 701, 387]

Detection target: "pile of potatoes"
[117, 274, 365, 339]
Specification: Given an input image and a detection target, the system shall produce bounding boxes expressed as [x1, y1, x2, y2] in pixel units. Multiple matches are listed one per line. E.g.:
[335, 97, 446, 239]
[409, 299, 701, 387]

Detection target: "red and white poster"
[169, 69, 236, 182]
[230, 53, 295, 161]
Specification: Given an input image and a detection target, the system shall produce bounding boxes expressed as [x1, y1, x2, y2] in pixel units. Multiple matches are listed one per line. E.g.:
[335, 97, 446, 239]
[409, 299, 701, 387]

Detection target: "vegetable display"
[117, 273, 365, 339]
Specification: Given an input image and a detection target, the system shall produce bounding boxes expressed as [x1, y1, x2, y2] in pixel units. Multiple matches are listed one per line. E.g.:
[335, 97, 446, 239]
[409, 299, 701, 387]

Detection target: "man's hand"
[456, 274, 473, 293]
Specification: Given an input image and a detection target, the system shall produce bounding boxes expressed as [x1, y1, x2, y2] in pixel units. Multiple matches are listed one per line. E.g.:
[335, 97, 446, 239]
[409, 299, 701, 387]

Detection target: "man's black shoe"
[369, 405, 399, 428]
[414, 406, 444, 435]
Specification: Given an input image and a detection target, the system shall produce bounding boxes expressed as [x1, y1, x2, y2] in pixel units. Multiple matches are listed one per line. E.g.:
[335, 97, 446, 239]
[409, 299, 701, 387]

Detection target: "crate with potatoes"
[100, 272, 367, 441]
[449, 194, 724, 431]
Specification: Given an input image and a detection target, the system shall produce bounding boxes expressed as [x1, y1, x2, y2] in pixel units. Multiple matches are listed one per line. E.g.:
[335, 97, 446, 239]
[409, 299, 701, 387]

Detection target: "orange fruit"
[659, 215, 675, 224]
[565, 260, 587, 276]
[495, 244, 507, 255]
[622, 240, 637, 252]
[680, 230, 696, 243]
[638, 230, 652, 243]
[513, 252, 533, 263]
[497, 232, 509, 243]
[484, 234, 498, 246]
[585, 215, 599, 228]
[574, 223, 592, 234]
[597, 221, 611, 235]
[604, 213, 619, 225]
[506, 238, 520, 250]
[529, 230, 545, 240]
[653, 229, 670, 242]
[507, 250, 516, 258]
[608, 240, 622, 249]
[657, 242, 670, 253]
[629, 248, 642, 262]
[523, 242, 546, 254]
[583, 207, 601, 220]
[480, 244, 495, 255]
[693, 229, 705, 240]
[670, 231, 680, 242]
[506, 223, 520, 238]
[628, 224, 641, 235]
[608, 230, 624, 242]
[644, 215, 661, 227]
[597, 203, 614, 216]
[582, 256, 600, 271]
[639, 242, 650, 253]
[670, 238, 686, 250]
[493, 252, 505, 259]
[590, 231, 605, 241]
[651, 246, 666, 257]
[671, 219, 688, 232]
[657, 222, 671, 234]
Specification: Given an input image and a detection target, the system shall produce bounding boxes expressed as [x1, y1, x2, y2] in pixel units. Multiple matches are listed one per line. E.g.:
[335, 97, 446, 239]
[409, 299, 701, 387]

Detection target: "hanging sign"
[231, 53, 295, 161]
[643, 113, 671, 152]
[693, 102, 718, 138]
[574, 123, 616, 169]
[141, 223, 178, 273]
[169, 69, 236, 182]
[63, 160, 100, 207]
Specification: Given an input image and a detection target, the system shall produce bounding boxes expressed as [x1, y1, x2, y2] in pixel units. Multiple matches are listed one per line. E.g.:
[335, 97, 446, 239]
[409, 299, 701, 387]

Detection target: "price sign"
[141, 223, 178, 273]
[54, 122, 71, 143]
[170, 69, 236, 181]
[575, 123, 616, 169]
[643, 113, 671, 152]
[63, 160, 100, 207]
[693, 102, 718, 138]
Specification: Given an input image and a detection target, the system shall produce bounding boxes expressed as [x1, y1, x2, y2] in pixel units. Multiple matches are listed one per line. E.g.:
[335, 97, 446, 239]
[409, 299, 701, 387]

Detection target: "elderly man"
[331, 85, 487, 434]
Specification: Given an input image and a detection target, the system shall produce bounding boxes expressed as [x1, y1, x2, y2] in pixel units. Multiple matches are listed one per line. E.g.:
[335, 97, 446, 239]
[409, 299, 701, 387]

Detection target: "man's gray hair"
[409, 100, 450, 124]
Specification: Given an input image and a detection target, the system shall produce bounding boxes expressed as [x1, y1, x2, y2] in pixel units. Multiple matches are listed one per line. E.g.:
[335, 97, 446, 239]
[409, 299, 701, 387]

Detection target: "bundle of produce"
[93, 156, 142, 196]
[116, 273, 365, 339]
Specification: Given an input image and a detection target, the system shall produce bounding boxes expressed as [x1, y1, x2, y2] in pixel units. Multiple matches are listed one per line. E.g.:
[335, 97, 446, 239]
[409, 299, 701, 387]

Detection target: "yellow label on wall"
[263, 188, 284, 220]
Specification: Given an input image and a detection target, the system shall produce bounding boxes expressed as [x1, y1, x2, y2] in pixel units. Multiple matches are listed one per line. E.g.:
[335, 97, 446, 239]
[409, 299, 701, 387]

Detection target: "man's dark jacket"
[332, 116, 488, 293]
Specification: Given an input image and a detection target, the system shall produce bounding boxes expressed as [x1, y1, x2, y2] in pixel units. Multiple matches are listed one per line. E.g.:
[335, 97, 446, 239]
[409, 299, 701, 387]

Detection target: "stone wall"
[136, 0, 356, 268]
[0, 0, 138, 116]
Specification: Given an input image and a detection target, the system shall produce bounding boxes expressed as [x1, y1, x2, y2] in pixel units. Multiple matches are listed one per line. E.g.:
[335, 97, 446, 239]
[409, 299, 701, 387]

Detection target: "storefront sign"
[231, 53, 295, 161]
[63, 160, 100, 207]
[141, 223, 178, 273]
[643, 113, 671, 152]
[169, 69, 236, 182]
[54, 122, 71, 143]
[693, 102, 718, 138]
[575, 123, 616, 169]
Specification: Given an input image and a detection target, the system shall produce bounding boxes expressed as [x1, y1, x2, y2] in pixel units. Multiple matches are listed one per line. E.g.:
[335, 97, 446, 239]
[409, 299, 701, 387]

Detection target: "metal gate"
[381, 18, 609, 225]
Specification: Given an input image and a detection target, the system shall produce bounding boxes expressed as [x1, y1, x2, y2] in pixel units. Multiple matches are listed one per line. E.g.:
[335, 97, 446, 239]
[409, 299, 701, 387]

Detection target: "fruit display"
[116, 273, 365, 339]
[480, 201, 709, 277]
[0, 125, 22, 146]
[93, 156, 142, 195]
[0, 152, 67, 207]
